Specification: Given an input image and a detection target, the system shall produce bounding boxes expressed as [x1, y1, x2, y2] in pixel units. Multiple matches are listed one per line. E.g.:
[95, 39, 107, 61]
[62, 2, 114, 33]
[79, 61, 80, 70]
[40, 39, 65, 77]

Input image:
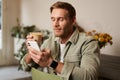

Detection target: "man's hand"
[25, 34, 37, 64]
[28, 46, 64, 74]
[25, 53, 33, 64]
[28, 47, 53, 67]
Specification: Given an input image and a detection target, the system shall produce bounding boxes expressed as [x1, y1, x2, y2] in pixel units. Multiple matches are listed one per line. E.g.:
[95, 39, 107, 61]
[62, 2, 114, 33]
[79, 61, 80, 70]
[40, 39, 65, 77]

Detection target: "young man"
[21, 1, 100, 80]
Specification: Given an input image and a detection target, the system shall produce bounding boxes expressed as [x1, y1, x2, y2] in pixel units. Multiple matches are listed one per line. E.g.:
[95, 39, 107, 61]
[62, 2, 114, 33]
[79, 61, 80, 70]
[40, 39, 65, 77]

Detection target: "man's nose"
[54, 20, 59, 27]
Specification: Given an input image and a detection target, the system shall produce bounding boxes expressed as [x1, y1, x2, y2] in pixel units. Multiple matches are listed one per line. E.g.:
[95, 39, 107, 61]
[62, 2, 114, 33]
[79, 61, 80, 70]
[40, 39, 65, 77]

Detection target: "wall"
[20, 0, 120, 56]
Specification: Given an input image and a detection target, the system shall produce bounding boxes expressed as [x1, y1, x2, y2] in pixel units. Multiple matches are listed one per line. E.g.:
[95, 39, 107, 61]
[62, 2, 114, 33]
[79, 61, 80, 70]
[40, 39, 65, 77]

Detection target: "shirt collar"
[67, 27, 79, 44]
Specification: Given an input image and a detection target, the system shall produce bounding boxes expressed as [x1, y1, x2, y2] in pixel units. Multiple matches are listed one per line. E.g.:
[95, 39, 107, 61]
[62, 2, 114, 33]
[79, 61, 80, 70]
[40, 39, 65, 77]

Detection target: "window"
[0, 0, 2, 49]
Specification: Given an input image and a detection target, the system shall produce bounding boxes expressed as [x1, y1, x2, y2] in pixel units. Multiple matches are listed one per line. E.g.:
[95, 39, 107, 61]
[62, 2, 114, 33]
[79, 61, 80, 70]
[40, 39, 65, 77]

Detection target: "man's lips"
[54, 29, 61, 32]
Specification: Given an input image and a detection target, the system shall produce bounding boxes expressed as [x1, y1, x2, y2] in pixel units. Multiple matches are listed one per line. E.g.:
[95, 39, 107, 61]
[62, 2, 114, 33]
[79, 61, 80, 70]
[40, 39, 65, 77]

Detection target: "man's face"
[51, 8, 74, 38]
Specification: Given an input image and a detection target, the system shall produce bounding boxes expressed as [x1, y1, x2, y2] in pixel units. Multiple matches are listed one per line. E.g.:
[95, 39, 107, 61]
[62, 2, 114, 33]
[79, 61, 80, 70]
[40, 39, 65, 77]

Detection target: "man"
[21, 1, 100, 80]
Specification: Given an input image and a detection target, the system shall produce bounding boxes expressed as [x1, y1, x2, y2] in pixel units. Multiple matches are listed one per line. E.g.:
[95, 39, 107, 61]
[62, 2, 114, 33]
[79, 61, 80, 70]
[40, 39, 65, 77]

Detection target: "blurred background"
[0, 0, 120, 80]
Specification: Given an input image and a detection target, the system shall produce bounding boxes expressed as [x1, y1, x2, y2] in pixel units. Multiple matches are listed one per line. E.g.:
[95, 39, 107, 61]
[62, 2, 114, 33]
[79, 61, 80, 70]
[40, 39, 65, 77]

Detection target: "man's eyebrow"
[51, 17, 54, 19]
[51, 16, 66, 20]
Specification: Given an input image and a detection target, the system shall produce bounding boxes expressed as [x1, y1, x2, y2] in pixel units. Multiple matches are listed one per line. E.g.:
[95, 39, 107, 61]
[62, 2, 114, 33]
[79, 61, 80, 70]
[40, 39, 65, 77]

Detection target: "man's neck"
[60, 28, 75, 44]
[60, 37, 69, 44]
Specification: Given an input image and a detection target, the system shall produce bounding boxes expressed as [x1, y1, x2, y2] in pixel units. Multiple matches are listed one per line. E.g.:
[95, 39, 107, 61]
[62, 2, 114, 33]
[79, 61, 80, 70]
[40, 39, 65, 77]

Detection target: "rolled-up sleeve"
[20, 54, 39, 71]
[20, 55, 32, 71]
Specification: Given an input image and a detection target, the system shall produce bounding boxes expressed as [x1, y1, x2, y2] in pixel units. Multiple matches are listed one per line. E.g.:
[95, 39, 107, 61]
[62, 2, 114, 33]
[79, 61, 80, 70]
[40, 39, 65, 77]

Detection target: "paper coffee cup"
[30, 32, 42, 43]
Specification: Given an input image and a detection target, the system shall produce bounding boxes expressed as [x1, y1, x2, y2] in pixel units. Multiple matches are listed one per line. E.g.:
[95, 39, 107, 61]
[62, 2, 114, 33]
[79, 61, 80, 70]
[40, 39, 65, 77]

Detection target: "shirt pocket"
[64, 55, 81, 66]
[65, 55, 81, 62]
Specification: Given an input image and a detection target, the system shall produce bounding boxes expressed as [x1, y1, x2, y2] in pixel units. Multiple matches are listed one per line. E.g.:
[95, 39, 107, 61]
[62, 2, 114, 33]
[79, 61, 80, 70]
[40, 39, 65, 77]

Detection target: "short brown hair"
[50, 1, 76, 19]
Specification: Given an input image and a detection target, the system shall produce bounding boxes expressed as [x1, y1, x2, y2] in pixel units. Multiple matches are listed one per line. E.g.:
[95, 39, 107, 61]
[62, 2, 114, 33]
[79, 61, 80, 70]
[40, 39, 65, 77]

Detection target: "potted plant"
[10, 18, 37, 70]
[86, 30, 113, 48]
[11, 18, 51, 70]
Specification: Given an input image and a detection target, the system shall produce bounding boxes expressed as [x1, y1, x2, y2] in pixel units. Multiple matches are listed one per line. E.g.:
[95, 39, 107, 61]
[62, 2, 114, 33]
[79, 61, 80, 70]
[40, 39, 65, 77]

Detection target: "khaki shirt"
[21, 28, 100, 80]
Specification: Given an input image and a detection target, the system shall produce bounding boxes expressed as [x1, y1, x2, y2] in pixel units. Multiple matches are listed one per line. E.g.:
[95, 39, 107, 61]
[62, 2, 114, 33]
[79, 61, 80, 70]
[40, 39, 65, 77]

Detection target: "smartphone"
[28, 41, 40, 51]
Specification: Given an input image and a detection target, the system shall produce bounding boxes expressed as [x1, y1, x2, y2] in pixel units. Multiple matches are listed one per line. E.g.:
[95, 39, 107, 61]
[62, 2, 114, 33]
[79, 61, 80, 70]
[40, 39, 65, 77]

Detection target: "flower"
[86, 30, 113, 48]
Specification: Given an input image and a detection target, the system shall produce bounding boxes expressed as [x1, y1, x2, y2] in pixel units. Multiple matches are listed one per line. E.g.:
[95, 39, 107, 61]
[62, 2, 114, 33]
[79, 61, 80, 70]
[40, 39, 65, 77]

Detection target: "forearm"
[48, 59, 64, 74]
[25, 53, 32, 64]
[55, 62, 64, 74]
[20, 54, 32, 71]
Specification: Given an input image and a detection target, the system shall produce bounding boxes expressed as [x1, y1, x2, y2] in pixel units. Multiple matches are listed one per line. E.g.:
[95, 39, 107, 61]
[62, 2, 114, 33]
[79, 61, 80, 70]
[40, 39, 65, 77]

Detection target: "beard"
[54, 31, 63, 37]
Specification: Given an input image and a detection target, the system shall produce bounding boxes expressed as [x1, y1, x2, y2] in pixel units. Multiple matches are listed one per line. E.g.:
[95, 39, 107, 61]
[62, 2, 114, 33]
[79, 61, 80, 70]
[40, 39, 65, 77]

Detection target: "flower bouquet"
[86, 30, 113, 48]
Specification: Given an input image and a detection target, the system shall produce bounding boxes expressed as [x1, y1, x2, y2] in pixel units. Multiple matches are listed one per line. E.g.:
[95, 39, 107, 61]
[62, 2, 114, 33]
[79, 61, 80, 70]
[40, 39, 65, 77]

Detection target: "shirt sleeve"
[20, 54, 32, 71]
[61, 40, 100, 80]
[20, 54, 39, 72]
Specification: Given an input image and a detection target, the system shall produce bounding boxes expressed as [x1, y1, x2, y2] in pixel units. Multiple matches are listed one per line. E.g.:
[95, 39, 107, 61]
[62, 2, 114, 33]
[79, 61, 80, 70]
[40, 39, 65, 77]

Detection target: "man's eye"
[51, 18, 55, 22]
[59, 18, 64, 21]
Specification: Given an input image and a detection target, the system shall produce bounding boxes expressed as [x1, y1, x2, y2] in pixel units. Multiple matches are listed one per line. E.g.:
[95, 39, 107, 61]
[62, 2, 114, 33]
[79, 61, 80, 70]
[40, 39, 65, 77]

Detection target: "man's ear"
[71, 16, 76, 24]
